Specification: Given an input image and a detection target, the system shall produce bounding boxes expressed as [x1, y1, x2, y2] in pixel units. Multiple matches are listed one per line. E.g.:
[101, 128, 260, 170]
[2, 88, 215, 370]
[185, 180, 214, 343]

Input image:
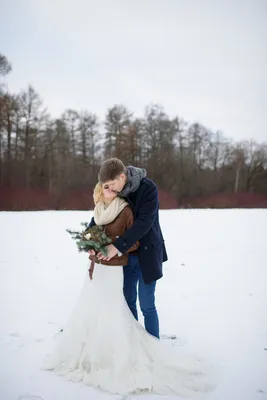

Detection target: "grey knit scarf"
[119, 166, 147, 197]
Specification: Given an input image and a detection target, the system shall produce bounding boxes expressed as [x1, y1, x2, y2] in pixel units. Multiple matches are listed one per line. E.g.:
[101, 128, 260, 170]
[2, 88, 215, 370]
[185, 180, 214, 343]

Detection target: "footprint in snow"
[18, 396, 44, 400]
[8, 333, 43, 347]
[161, 334, 186, 348]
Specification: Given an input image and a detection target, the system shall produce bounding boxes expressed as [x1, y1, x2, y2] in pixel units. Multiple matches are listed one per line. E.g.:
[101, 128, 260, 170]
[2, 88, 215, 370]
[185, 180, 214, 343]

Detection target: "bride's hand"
[97, 244, 118, 261]
[88, 249, 96, 256]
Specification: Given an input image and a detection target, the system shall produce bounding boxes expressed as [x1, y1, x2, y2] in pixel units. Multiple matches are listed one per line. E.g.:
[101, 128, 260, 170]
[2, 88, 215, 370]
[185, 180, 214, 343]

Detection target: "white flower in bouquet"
[84, 233, 91, 240]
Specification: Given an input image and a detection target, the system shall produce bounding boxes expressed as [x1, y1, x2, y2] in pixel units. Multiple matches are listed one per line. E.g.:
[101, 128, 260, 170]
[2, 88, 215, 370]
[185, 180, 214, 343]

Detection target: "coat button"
[144, 246, 148, 250]
[123, 243, 127, 247]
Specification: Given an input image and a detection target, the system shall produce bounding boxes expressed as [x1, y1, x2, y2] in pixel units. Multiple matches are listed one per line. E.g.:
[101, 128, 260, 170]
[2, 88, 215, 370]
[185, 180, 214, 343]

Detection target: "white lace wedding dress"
[42, 263, 215, 397]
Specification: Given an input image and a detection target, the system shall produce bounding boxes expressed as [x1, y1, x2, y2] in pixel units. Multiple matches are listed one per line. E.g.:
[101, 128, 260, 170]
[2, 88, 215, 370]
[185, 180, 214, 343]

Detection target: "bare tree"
[104, 105, 132, 159]
[243, 140, 267, 191]
[62, 109, 79, 155]
[0, 51, 267, 210]
[78, 111, 100, 181]
[18, 86, 43, 186]
[0, 54, 12, 77]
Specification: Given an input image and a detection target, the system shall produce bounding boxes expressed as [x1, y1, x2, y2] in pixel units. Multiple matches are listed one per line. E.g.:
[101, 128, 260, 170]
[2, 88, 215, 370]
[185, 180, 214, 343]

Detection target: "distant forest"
[0, 53, 267, 210]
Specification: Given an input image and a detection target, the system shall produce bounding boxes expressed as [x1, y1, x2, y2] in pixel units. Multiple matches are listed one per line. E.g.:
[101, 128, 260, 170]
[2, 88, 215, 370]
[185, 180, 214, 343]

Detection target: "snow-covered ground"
[0, 210, 266, 400]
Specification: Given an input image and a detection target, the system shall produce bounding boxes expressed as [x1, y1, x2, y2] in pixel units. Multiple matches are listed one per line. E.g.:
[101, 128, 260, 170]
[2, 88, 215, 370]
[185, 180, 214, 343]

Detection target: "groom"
[89, 158, 167, 339]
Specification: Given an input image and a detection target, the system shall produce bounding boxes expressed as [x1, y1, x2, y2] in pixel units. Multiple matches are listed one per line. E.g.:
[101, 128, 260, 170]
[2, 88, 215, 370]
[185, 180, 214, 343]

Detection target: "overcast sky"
[1, 0, 266, 142]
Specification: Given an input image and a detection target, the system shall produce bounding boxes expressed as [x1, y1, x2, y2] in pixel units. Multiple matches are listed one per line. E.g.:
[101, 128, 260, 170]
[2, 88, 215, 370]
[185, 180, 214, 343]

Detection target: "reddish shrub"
[0, 186, 178, 210]
[182, 192, 267, 208]
[157, 189, 178, 209]
[1, 187, 266, 211]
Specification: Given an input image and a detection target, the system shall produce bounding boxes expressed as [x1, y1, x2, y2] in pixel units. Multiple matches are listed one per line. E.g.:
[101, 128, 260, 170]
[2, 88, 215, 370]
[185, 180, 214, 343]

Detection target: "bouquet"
[66, 222, 112, 257]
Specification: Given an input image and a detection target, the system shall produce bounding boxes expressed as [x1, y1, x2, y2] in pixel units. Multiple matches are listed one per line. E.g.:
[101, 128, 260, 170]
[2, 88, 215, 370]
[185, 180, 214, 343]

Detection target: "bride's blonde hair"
[93, 182, 104, 205]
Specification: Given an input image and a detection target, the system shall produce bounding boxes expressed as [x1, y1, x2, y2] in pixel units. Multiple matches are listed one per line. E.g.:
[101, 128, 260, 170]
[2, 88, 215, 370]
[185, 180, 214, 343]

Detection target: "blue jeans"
[123, 255, 159, 339]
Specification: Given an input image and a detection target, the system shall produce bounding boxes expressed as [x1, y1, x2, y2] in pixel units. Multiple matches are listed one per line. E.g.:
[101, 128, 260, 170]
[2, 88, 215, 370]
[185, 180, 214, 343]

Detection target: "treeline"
[0, 53, 267, 210]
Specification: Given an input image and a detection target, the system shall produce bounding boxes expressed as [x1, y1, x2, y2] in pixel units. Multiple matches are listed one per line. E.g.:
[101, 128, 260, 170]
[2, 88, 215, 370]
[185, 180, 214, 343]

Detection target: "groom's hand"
[97, 244, 118, 261]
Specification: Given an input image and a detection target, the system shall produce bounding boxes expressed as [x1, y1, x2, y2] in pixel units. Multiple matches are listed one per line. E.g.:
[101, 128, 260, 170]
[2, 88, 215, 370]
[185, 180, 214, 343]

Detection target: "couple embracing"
[43, 158, 214, 397]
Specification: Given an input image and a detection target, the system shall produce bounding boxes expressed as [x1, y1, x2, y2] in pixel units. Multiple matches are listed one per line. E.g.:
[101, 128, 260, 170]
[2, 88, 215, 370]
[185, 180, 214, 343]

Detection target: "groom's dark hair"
[98, 158, 127, 183]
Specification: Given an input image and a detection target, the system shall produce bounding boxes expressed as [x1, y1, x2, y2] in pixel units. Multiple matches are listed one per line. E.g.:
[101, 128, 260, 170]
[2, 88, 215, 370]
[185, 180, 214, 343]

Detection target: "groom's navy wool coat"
[89, 178, 167, 284]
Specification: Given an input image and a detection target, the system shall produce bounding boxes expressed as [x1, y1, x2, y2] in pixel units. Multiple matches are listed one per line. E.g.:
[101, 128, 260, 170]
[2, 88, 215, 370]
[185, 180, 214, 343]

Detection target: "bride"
[43, 183, 215, 397]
